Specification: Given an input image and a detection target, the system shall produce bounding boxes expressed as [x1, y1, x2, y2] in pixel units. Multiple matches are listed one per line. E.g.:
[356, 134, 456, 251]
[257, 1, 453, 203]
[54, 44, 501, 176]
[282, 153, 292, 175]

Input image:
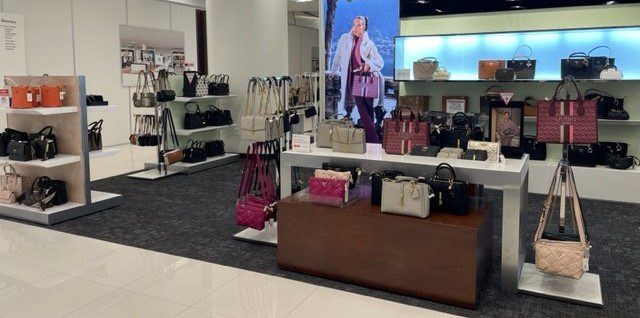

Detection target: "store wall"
[288, 25, 319, 75]
[1, 0, 199, 147]
[206, 0, 289, 153]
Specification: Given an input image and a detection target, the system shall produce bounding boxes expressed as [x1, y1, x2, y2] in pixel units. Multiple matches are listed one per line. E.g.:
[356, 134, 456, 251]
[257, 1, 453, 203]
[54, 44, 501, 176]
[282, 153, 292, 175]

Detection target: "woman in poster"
[497, 110, 519, 147]
[330, 16, 384, 143]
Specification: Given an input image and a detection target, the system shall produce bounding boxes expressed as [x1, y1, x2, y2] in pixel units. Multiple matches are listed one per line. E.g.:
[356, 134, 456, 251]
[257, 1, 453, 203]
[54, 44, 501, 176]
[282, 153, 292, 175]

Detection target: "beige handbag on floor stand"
[381, 176, 432, 218]
[0, 164, 24, 204]
[534, 162, 590, 279]
[241, 78, 270, 141]
[331, 127, 366, 154]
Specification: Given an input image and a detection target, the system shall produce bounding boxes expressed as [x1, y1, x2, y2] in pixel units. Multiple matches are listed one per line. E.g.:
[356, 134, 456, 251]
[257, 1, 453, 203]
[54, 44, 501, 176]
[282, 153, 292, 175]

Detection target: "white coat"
[330, 31, 385, 111]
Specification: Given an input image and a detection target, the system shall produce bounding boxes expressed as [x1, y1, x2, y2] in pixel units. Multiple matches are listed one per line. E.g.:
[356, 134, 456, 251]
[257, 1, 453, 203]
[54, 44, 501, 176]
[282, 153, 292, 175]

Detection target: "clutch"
[410, 145, 440, 157]
[462, 149, 488, 161]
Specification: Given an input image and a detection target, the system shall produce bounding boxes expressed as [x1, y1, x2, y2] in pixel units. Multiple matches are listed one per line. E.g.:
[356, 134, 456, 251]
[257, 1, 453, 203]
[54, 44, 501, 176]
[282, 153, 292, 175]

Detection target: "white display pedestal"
[519, 263, 603, 307]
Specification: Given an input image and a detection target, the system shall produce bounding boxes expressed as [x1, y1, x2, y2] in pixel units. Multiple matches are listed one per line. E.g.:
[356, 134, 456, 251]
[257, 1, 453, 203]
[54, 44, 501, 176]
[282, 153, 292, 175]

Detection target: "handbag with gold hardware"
[0, 165, 23, 204]
[381, 176, 432, 218]
[331, 127, 366, 154]
[468, 141, 501, 163]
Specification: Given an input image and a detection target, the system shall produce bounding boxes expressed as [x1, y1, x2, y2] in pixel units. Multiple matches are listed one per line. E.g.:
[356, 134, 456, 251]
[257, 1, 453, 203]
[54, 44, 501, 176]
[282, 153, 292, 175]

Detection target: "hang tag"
[59, 91, 65, 100]
[583, 257, 589, 272]
[27, 93, 33, 102]
[500, 92, 514, 105]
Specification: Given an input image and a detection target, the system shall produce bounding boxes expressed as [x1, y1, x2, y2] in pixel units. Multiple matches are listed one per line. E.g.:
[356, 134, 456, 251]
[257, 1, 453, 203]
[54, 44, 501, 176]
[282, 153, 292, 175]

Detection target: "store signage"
[500, 92, 514, 105]
[0, 13, 26, 80]
[292, 134, 311, 153]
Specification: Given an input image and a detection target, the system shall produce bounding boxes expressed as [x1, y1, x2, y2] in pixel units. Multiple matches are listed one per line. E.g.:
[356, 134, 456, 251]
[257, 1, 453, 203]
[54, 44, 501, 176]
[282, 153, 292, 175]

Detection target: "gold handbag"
[468, 141, 501, 163]
[413, 57, 439, 80]
[534, 162, 590, 279]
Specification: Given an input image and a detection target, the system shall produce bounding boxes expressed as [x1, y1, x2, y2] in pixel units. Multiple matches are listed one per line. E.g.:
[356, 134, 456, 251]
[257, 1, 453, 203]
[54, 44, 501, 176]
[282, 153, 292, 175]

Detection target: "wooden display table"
[277, 188, 493, 309]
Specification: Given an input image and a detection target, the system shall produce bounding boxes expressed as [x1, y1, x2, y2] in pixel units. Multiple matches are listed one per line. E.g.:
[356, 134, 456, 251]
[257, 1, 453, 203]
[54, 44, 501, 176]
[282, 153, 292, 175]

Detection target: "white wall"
[1, 0, 199, 147]
[206, 0, 289, 153]
[288, 25, 319, 75]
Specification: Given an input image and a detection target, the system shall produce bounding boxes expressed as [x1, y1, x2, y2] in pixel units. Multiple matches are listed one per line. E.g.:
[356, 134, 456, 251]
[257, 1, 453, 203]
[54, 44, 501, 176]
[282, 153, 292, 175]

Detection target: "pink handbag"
[536, 78, 598, 144]
[308, 177, 346, 206]
[235, 145, 277, 230]
[382, 107, 429, 155]
[351, 72, 379, 98]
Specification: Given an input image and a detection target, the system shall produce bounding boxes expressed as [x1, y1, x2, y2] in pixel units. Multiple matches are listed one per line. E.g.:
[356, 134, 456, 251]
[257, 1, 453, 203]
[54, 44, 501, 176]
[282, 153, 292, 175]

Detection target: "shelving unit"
[175, 124, 237, 136]
[89, 147, 120, 159]
[1, 75, 123, 225]
[87, 105, 117, 113]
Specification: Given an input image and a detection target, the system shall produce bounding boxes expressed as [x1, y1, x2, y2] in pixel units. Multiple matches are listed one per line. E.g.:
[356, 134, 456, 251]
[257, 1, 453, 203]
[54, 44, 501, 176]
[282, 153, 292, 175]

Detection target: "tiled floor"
[0, 144, 466, 317]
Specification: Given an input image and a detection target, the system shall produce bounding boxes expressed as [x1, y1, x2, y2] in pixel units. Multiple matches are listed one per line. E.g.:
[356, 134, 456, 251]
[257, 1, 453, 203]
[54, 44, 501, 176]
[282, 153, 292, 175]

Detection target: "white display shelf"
[524, 116, 640, 126]
[0, 154, 81, 168]
[144, 153, 239, 175]
[87, 105, 117, 112]
[0, 106, 78, 115]
[175, 124, 237, 136]
[519, 263, 602, 307]
[127, 168, 180, 180]
[174, 95, 237, 102]
[89, 147, 120, 159]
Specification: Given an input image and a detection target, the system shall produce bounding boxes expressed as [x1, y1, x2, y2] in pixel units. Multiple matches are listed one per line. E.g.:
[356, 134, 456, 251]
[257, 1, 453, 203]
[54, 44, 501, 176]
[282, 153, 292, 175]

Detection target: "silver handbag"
[468, 141, 501, 162]
[331, 127, 366, 154]
[381, 176, 432, 218]
[317, 119, 353, 148]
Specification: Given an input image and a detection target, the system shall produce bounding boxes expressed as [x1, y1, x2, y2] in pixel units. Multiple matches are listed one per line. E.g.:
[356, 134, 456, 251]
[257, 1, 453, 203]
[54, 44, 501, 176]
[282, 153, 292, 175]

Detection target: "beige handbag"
[398, 95, 429, 114]
[0, 165, 24, 204]
[437, 147, 464, 159]
[468, 141, 501, 163]
[381, 176, 432, 218]
[534, 163, 590, 279]
[241, 79, 270, 141]
[314, 169, 351, 182]
[331, 127, 366, 154]
[413, 57, 439, 80]
[317, 118, 353, 148]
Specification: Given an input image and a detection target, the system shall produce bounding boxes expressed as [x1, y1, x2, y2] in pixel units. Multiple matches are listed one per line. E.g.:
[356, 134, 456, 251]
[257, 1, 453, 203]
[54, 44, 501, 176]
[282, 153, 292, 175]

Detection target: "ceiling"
[400, 0, 640, 17]
[119, 25, 185, 50]
[288, 0, 319, 29]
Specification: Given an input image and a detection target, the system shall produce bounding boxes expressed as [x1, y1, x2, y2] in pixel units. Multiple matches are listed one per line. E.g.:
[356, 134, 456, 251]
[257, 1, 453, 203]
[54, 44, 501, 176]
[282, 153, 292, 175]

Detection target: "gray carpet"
[12, 162, 640, 318]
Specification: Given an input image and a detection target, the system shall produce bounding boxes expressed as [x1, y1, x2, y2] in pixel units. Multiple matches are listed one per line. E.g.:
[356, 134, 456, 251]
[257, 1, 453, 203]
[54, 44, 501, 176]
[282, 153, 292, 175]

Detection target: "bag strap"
[549, 76, 585, 117]
[569, 52, 589, 59]
[433, 163, 457, 181]
[567, 164, 588, 246]
[512, 45, 533, 60]
[588, 45, 612, 58]
[3, 164, 17, 175]
[534, 163, 562, 241]
[585, 88, 613, 98]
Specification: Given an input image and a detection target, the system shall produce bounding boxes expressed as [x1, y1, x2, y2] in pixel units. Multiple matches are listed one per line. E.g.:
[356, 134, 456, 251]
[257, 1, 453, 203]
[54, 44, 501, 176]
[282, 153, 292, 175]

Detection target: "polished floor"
[0, 144, 459, 318]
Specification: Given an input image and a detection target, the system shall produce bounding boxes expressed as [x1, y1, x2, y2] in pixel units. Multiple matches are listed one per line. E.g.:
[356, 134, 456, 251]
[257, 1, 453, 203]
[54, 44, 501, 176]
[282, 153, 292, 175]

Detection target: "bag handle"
[3, 164, 17, 175]
[392, 106, 421, 134]
[37, 126, 54, 136]
[549, 76, 585, 117]
[417, 57, 438, 63]
[452, 112, 471, 128]
[184, 101, 200, 114]
[585, 88, 613, 98]
[569, 52, 589, 59]
[512, 45, 533, 60]
[588, 45, 612, 58]
[433, 163, 457, 181]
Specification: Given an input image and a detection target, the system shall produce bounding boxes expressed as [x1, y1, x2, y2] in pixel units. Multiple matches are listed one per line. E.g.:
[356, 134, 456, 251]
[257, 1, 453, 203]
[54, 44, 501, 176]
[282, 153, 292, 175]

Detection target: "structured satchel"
[351, 72, 379, 98]
[507, 45, 537, 79]
[534, 163, 590, 279]
[522, 136, 547, 161]
[381, 176, 432, 218]
[413, 57, 439, 80]
[425, 163, 468, 215]
[8, 141, 34, 161]
[321, 163, 360, 189]
[308, 177, 347, 206]
[561, 52, 592, 80]
[467, 141, 501, 162]
[588, 46, 616, 79]
[478, 60, 505, 80]
[30, 126, 58, 156]
[88, 120, 103, 151]
[331, 127, 366, 154]
[33, 137, 55, 161]
[410, 145, 440, 157]
[462, 149, 488, 161]
[156, 70, 176, 102]
[371, 170, 404, 205]
[38, 176, 67, 206]
[183, 102, 207, 130]
[536, 77, 598, 144]
[182, 140, 207, 163]
[6, 79, 39, 109]
[0, 165, 23, 204]
[382, 107, 429, 155]
[438, 112, 482, 150]
[567, 145, 597, 167]
[40, 84, 65, 107]
[204, 140, 225, 157]
[594, 142, 628, 165]
[17, 177, 56, 211]
[182, 71, 198, 97]
[317, 118, 353, 148]
[209, 74, 230, 96]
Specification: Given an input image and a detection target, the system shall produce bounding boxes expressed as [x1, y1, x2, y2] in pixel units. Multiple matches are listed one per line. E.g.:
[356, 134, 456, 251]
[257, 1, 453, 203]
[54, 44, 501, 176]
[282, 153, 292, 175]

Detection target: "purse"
[314, 169, 351, 182]
[524, 96, 538, 117]
[195, 74, 209, 97]
[156, 69, 176, 102]
[462, 149, 488, 161]
[478, 60, 505, 80]
[607, 108, 629, 120]
[86, 94, 108, 106]
[536, 77, 598, 144]
[38, 176, 67, 206]
[561, 52, 592, 80]
[183, 102, 207, 130]
[413, 57, 439, 80]
[30, 126, 58, 156]
[410, 145, 440, 157]
[40, 84, 64, 107]
[398, 95, 429, 114]
[33, 137, 56, 161]
[209, 74, 230, 96]
[438, 112, 481, 150]
[437, 147, 464, 159]
[594, 142, 628, 165]
[381, 176, 432, 218]
[468, 141, 501, 162]
[599, 66, 623, 80]
[534, 163, 590, 279]
[522, 136, 547, 161]
[241, 79, 271, 141]
[382, 107, 429, 155]
[88, 120, 103, 151]
[308, 177, 347, 206]
[507, 45, 537, 79]
[432, 67, 451, 80]
[235, 146, 277, 231]
[424, 163, 468, 215]
[17, 177, 56, 211]
[480, 85, 505, 115]
[132, 71, 157, 108]
[8, 83, 39, 109]
[588, 46, 616, 79]
[331, 127, 366, 154]
[8, 141, 34, 161]
[585, 89, 624, 119]
[321, 163, 360, 189]
[182, 71, 198, 97]
[371, 170, 404, 205]
[495, 68, 516, 81]
[205, 105, 231, 126]
[204, 140, 225, 157]
[182, 140, 207, 163]
[567, 145, 597, 167]
[351, 72, 379, 98]
[606, 155, 639, 170]
[161, 149, 184, 166]
[316, 118, 354, 148]
[0, 165, 23, 204]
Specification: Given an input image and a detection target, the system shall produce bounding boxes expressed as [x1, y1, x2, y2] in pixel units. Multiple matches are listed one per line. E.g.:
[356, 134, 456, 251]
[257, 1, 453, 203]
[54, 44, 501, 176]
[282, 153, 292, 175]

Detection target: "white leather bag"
[0, 165, 23, 204]
[381, 176, 432, 218]
[599, 67, 623, 80]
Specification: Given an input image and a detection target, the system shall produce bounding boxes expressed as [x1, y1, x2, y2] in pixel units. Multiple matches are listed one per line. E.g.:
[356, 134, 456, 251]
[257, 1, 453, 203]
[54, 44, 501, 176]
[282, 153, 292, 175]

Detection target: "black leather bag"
[8, 140, 34, 161]
[507, 45, 536, 79]
[184, 102, 207, 130]
[567, 145, 597, 167]
[29, 126, 58, 155]
[86, 95, 108, 106]
[33, 138, 55, 160]
[183, 71, 198, 97]
[322, 163, 360, 190]
[606, 155, 638, 170]
[462, 149, 488, 161]
[424, 163, 468, 215]
[156, 69, 176, 102]
[5, 128, 29, 142]
[480, 86, 504, 115]
[588, 46, 616, 79]
[523, 136, 547, 161]
[410, 145, 440, 157]
[17, 177, 56, 211]
[561, 52, 592, 79]
[137, 134, 162, 147]
[585, 89, 623, 119]
[182, 140, 207, 163]
[371, 170, 404, 206]
[38, 176, 67, 205]
[607, 108, 630, 120]
[204, 140, 225, 157]
[438, 113, 482, 150]
[595, 142, 628, 165]
[88, 120, 103, 151]
[205, 106, 232, 126]
[209, 74, 230, 96]
[304, 106, 317, 118]
[156, 89, 176, 102]
[495, 68, 516, 81]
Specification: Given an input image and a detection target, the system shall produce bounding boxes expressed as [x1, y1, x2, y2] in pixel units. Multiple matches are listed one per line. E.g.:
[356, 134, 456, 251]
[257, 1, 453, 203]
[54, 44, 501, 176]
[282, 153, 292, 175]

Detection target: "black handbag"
[371, 170, 404, 206]
[304, 106, 317, 118]
[38, 176, 67, 205]
[462, 149, 488, 161]
[495, 68, 516, 81]
[523, 136, 547, 161]
[183, 71, 198, 97]
[322, 163, 360, 189]
[182, 140, 207, 163]
[424, 163, 468, 215]
[594, 142, 628, 165]
[410, 145, 440, 157]
[8, 140, 34, 161]
[137, 134, 162, 147]
[567, 145, 597, 167]
[507, 45, 537, 79]
[184, 102, 207, 130]
[204, 140, 225, 157]
[588, 46, 616, 79]
[606, 155, 639, 170]
[561, 52, 592, 79]
[5, 128, 29, 142]
[480, 85, 504, 115]
[88, 120, 103, 151]
[585, 89, 624, 119]
[86, 94, 108, 106]
[438, 112, 481, 150]
[29, 126, 58, 156]
[156, 69, 176, 102]
[607, 108, 630, 120]
[205, 105, 233, 126]
[33, 138, 55, 160]
[156, 89, 176, 103]
[0, 132, 10, 156]
[209, 74, 230, 96]
[17, 177, 56, 211]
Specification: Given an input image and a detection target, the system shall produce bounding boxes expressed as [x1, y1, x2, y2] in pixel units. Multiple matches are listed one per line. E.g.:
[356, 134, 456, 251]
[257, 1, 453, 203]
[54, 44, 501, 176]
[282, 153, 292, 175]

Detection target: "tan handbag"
[314, 169, 351, 183]
[478, 60, 506, 80]
[436, 147, 463, 159]
[398, 95, 429, 114]
[331, 127, 366, 154]
[534, 163, 590, 279]
[413, 57, 439, 80]
[162, 149, 184, 166]
[524, 96, 538, 117]
[316, 118, 353, 148]
[468, 141, 501, 163]
[381, 176, 432, 218]
[0, 165, 24, 204]
[241, 79, 270, 141]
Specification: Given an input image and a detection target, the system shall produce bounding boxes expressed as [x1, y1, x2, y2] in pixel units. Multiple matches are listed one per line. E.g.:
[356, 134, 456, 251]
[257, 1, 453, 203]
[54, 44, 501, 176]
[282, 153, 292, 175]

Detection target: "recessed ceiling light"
[605, 1, 617, 5]
[505, 0, 520, 2]
[417, 0, 429, 4]
[434, 8, 444, 13]
[511, 5, 526, 9]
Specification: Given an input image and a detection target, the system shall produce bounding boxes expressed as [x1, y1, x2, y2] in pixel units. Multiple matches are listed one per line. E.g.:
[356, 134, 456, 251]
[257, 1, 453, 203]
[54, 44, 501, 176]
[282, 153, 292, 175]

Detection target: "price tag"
[26, 92, 33, 102]
[292, 134, 311, 153]
[59, 91, 65, 100]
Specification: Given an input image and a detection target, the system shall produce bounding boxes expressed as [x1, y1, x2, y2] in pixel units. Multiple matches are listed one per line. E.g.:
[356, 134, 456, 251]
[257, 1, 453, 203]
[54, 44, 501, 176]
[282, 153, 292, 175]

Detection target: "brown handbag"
[162, 149, 184, 166]
[524, 96, 538, 117]
[478, 60, 506, 80]
[534, 162, 590, 279]
[398, 95, 429, 113]
[413, 57, 439, 80]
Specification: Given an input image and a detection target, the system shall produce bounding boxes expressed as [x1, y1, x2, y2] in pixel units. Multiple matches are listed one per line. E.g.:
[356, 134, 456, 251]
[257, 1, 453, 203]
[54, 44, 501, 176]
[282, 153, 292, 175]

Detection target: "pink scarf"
[351, 35, 364, 70]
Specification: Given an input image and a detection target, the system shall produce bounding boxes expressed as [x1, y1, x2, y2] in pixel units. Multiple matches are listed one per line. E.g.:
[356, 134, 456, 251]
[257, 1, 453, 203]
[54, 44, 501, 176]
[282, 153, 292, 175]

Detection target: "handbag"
[495, 68, 515, 81]
[183, 71, 198, 97]
[195, 74, 209, 97]
[308, 177, 347, 206]
[468, 141, 501, 162]
[438, 112, 480, 150]
[536, 77, 598, 144]
[567, 145, 597, 167]
[480, 85, 505, 115]
[432, 67, 451, 80]
[321, 163, 360, 190]
[462, 149, 488, 161]
[40, 84, 64, 107]
[585, 89, 624, 119]
[534, 163, 590, 279]
[132, 71, 157, 108]
[17, 177, 56, 211]
[205, 105, 233, 126]
[594, 142, 628, 165]
[8, 83, 39, 109]
[507, 45, 537, 79]
[437, 147, 464, 159]
[424, 163, 468, 215]
[8, 141, 34, 161]
[371, 170, 404, 205]
[599, 66, 623, 80]
[86, 94, 108, 106]
[235, 146, 277, 231]
[381, 176, 432, 218]
[331, 127, 366, 154]
[351, 72, 379, 98]
[316, 118, 353, 148]
[210, 74, 230, 96]
[38, 176, 67, 206]
[314, 169, 351, 182]
[241, 79, 271, 141]
[88, 120, 103, 151]
[561, 52, 592, 80]
[478, 60, 505, 80]
[524, 96, 538, 117]
[413, 57, 439, 80]
[33, 137, 56, 161]
[204, 140, 225, 157]
[398, 95, 429, 114]
[606, 155, 639, 170]
[183, 102, 207, 130]
[30, 126, 58, 156]
[0, 165, 23, 204]
[161, 149, 184, 166]
[522, 136, 547, 161]
[410, 145, 440, 157]
[607, 108, 629, 120]
[182, 140, 207, 163]
[588, 46, 616, 79]
[156, 70, 176, 102]
[382, 107, 429, 155]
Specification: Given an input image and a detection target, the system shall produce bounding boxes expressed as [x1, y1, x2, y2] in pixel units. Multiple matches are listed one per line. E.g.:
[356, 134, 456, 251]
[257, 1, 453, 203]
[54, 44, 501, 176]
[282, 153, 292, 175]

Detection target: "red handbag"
[382, 107, 429, 155]
[40, 85, 64, 107]
[351, 72, 379, 98]
[536, 77, 598, 144]
[308, 177, 346, 206]
[235, 145, 277, 230]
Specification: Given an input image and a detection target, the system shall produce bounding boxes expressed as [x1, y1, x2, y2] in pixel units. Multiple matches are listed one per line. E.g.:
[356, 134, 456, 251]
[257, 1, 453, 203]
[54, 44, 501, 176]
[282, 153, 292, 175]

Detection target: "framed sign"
[489, 101, 524, 158]
[442, 96, 469, 114]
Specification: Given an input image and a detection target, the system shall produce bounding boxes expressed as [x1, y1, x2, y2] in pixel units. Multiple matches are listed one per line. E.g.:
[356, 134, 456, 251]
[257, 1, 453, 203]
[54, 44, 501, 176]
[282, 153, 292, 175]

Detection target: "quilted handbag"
[321, 163, 360, 189]
[371, 170, 404, 206]
[507, 45, 536, 79]
[132, 71, 157, 108]
[567, 144, 597, 167]
[607, 108, 629, 120]
[561, 52, 592, 80]
[235, 145, 277, 231]
[522, 136, 546, 161]
[183, 102, 207, 130]
[478, 60, 505, 80]
[317, 118, 353, 148]
[424, 163, 468, 215]
[534, 163, 590, 279]
[413, 57, 439, 80]
[308, 177, 347, 206]
[382, 107, 429, 155]
[331, 127, 366, 154]
[0, 165, 23, 204]
[241, 79, 271, 141]
[351, 72, 379, 98]
[594, 142, 628, 165]
[536, 77, 598, 144]
[467, 141, 501, 162]
[381, 176, 432, 218]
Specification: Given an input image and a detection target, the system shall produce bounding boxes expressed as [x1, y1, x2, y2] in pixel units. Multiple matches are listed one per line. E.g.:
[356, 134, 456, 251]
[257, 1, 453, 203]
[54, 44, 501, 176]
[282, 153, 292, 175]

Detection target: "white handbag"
[0, 165, 24, 204]
[599, 67, 623, 80]
[437, 147, 464, 159]
[468, 141, 501, 162]
[195, 74, 209, 97]
[241, 79, 269, 141]
[381, 176, 432, 218]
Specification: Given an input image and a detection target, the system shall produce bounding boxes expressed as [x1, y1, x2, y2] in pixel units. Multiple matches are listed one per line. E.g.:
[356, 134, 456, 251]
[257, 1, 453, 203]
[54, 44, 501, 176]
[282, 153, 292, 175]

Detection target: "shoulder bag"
[30, 126, 58, 156]
[88, 120, 103, 151]
[17, 177, 56, 211]
[0, 165, 23, 204]
[183, 71, 198, 97]
[382, 176, 432, 218]
[585, 89, 623, 119]
[588, 46, 616, 79]
[317, 117, 353, 148]
[8, 140, 34, 161]
[156, 70, 176, 102]
[235, 146, 277, 231]
[561, 52, 592, 80]
[182, 140, 207, 163]
[467, 140, 501, 162]
[567, 144, 597, 167]
[382, 106, 429, 155]
[371, 170, 404, 206]
[161, 149, 183, 166]
[331, 127, 366, 154]
[507, 45, 536, 79]
[132, 71, 157, 108]
[425, 163, 468, 215]
[594, 142, 628, 165]
[204, 140, 225, 157]
[241, 79, 270, 141]
[183, 102, 207, 130]
[38, 176, 67, 206]
[522, 136, 546, 161]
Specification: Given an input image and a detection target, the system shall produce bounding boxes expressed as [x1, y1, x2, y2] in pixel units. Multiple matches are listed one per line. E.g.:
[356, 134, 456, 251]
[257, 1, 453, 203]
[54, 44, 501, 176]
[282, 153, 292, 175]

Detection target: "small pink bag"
[308, 177, 346, 206]
[351, 72, 379, 98]
[235, 145, 277, 230]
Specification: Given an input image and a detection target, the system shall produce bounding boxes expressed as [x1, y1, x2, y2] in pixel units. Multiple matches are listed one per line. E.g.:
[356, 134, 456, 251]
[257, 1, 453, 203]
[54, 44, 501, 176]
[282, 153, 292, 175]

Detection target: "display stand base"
[127, 169, 179, 180]
[144, 154, 239, 175]
[518, 263, 603, 307]
[233, 221, 278, 246]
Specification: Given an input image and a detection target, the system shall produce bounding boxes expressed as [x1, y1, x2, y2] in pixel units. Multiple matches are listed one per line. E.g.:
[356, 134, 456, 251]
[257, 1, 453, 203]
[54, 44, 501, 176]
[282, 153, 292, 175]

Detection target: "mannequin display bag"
[183, 71, 198, 97]
[331, 127, 366, 154]
[561, 52, 592, 79]
[183, 102, 207, 130]
[413, 57, 439, 80]
[536, 78, 598, 144]
[478, 60, 505, 80]
[381, 177, 432, 218]
[88, 120, 103, 151]
[424, 163, 468, 215]
[382, 107, 429, 155]
[204, 140, 225, 157]
[522, 136, 547, 161]
[507, 45, 536, 79]
[567, 144, 597, 167]
[40, 85, 64, 107]
[0, 165, 23, 204]
[8, 141, 34, 161]
[182, 140, 207, 163]
[351, 72, 378, 98]
[316, 119, 353, 148]
[595, 142, 628, 165]
[371, 170, 404, 205]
